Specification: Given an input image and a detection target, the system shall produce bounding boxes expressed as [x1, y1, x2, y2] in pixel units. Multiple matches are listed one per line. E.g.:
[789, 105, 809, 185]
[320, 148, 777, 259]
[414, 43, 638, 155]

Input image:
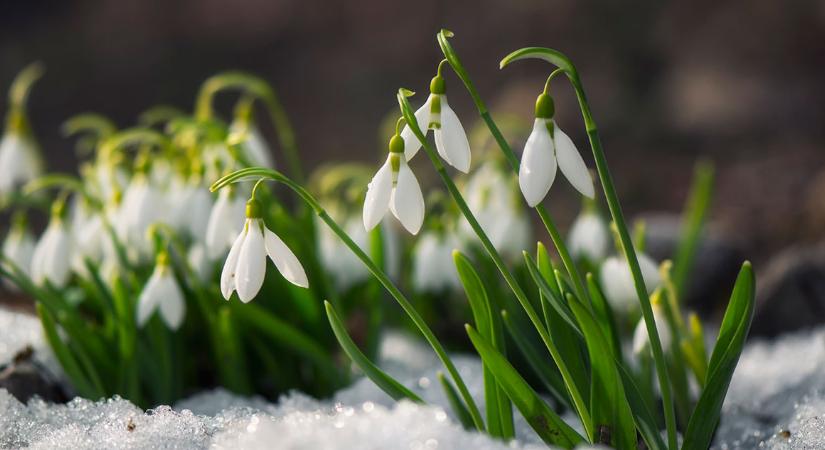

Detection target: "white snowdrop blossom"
[120, 174, 163, 259]
[599, 253, 662, 314]
[221, 199, 308, 302]
[318, 216, 369, 289]
[230, 119, 275, 169]
[461, 162, 530, 259]
[183, 183, 214, 241]
[2, 223, 35, 289]
[205, 188, 247, 259]
[363, 134, 425, 235]
[412, 232, 462, 292]
[400, 70, 471, 173]
[568, 209, 610, 262]
[136, 253, 186, 330]
[0, 132, 41, 196]
[518, 93, 594, 207]
[31, 215, 73, 288]
[632, 302, 672, 356]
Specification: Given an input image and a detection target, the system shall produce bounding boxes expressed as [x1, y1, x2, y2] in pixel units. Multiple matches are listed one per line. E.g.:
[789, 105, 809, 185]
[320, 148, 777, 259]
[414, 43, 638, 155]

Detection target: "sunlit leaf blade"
[682, 262, 755, 450]
[324, 301, 423, 403]
[586, 273, 622, 360]
[438, 372, 475, 430]
[454, 251, 502, 436]
[568, 295, 636, 448]
[523, 252, 581, 337]
[672, 161, 714, 299]
[466, 324, 585, 448]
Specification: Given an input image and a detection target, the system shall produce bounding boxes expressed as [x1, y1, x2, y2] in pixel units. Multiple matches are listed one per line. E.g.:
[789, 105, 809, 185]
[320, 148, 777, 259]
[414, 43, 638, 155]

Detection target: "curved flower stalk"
[568, 203, 610, 263]
[460, 161, 530, 260]
[137, 251, 186, 330]
[221, 196, 308, 302]
[211, 166, 485, 431]
[229, 96, 276, 169]
[0, 63, 45, 198]
[31, 200, 73, 288]
[519, 84, 594, 207]
[501, 46, 679, 449]
[1, 213, 36, 290]
[363, 119, 425, 235]
[205, 186, 247, 259]
[400, 60, 471, 173]
[412, 230, 462, 292]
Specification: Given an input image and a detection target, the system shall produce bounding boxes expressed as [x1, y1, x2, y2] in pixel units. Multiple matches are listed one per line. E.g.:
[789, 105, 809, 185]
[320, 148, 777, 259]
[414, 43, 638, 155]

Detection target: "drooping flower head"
[221, 196, 308, 302]
[0, 63, 44, 199]
[1, 212, 36, 289]
[600, 251, 662, 315]
[31, 198, 73, 288]
[518, 85, 594, 207]
[632, 291, 672, 356]
[363, 119, 425, 234]
[136, 250, 186, 330]
[205, 186, 247, 259]
[400, 60, 471, 173]
[568, 200, 610, 263]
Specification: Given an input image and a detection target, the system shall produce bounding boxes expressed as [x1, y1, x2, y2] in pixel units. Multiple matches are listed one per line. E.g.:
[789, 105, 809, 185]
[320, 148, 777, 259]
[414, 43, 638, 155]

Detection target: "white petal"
[519, 119, 557, 207]
[638, 252, 663, 293]
[362, 159, 393, 231]
[205, 190, 244, 259]
[389, 161, 425, 235]
[235, 220, 267, 302]
[158, 274, 186, 330]
[264, 228, 308, 288]
[220, 227, 247, 299]
[3, 231, 35, 277]
[43, 226, 72, 288]
[568, 212, 610, 262]
[599, 256, 637, 313]
[554, 124, 595, 198]
[632, 307, 671, 355]
[433, 98, 471, 173]
[136, 270, 163, 327]
[400, 97, 432, 161]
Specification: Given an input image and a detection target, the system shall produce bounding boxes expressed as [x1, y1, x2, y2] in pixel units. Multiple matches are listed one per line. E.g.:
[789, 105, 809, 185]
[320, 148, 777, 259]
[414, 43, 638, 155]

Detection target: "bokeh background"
[2, 0, 825, 334]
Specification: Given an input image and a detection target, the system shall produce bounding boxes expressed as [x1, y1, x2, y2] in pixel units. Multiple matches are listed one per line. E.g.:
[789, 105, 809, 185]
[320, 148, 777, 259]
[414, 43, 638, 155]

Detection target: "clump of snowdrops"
[1, 30, 754, 450]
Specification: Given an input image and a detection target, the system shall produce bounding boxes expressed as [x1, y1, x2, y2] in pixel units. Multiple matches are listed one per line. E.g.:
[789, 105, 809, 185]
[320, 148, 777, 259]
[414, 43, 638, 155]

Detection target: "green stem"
[501, 47, 678, 450]
[398, 90, 594, 440]
[195, 71, 304, 183]
[211, 167, 485, 431]
[436, 30, 590, 307]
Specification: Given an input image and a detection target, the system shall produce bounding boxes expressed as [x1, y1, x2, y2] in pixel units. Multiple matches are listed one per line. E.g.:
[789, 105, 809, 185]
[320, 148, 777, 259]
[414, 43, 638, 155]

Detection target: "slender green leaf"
[325, 301, 423, 403]
[672, 161, 714, 299]
[682, 262, 755, 450]
[36, 303, 98, 398]
[586, 273, 623, 360]
[568, 295, 636, 448]
[438, 372, 475, 430]
[466, 324, 585, 448]
[616, 363, 667, 450]
[523, 252, 581, 336]
[501, 310, 571, 409]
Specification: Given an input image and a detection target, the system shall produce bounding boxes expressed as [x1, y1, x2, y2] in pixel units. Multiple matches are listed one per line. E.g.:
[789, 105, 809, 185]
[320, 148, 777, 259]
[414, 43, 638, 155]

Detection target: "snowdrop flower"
[400, 61, 471, 173]
[568, 207, 610, 263]
[230, 119, 275, 169]
[518, 91, 594, 207]
[120, 172, 162, 258]
[363, 127, 425, 235]
[183, 181, 213, 242]
[187, 243, 212, 282]
[136, 252, 185, 330]
[221, 198, 308, 302]
[599, 252, 662, 314]
[0, 131, 41, 197]
[461, 161, 530, 259]
[31, 203, 73, 288]
[205, 187, 247, 259]
[318, 215, 369, 289]
[412, 231, 462, 292]
[2, 214, 36, 288]
[632, 297, 672, 356]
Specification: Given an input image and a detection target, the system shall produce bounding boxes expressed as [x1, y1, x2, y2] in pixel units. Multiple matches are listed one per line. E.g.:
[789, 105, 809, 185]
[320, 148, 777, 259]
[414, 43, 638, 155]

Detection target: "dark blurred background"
[2, 0, 825, 334]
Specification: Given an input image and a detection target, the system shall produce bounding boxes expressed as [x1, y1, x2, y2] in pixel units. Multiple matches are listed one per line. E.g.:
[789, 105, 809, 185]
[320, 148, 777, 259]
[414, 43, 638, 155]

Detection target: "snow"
[0, 306, 824, 449]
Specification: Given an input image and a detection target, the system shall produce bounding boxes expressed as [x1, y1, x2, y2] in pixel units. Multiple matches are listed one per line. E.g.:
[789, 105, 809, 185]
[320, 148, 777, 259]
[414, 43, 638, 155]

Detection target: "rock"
[0, 346, 67, 404]
[751, 241, 825, 337]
